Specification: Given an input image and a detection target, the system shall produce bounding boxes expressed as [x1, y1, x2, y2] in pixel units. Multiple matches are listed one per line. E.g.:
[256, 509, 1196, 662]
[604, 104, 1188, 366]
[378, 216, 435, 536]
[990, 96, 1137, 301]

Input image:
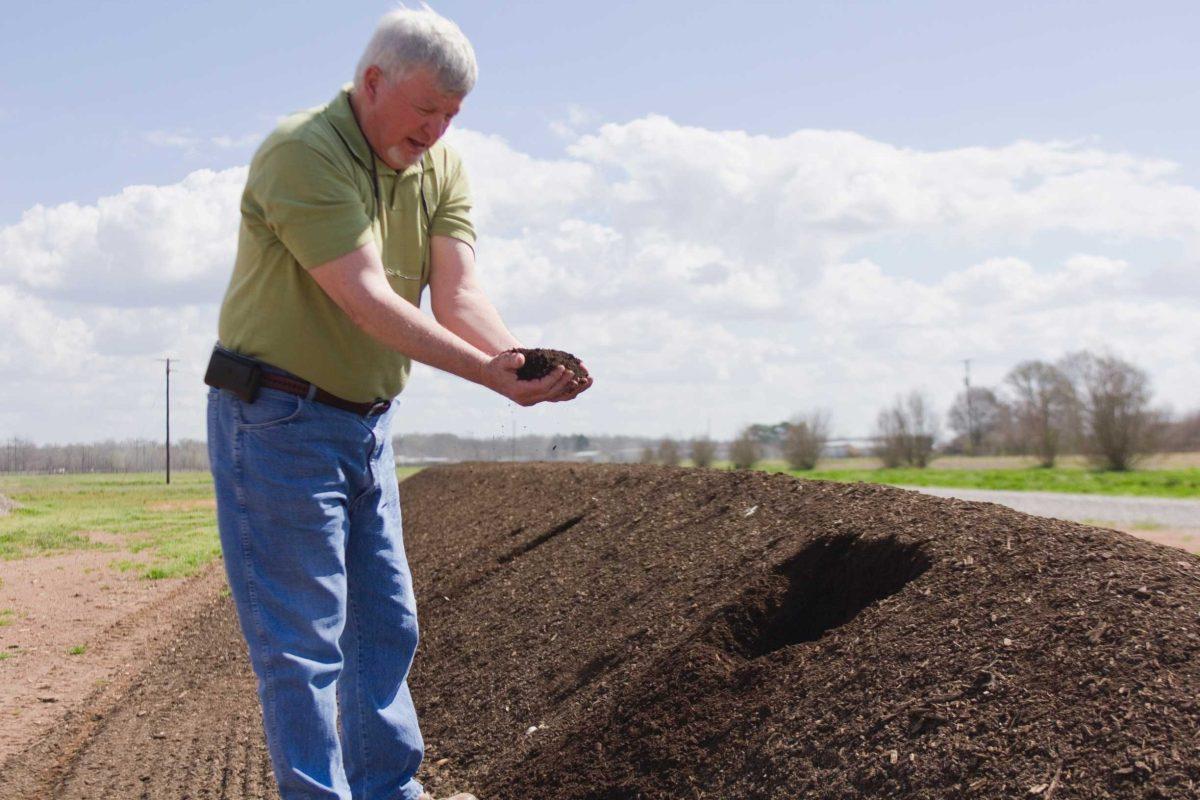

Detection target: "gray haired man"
[207, 8, 589, 799]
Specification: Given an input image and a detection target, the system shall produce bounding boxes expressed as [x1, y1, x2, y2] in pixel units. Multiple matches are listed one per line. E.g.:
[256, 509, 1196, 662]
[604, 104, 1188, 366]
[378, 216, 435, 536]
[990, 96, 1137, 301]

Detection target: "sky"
[2, 1, 1198, 445]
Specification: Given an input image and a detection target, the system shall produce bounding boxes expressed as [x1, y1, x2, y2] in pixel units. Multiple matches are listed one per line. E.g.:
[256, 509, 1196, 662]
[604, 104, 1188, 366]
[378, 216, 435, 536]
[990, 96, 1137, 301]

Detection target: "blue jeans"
[207, 379, 423, 800]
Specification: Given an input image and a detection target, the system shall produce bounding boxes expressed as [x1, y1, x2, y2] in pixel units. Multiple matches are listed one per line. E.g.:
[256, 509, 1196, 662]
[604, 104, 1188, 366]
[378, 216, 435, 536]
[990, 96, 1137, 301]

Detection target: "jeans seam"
[231, 421, 282, 766]
[349, 586, 370, 798]
[348, 419, 380, 512]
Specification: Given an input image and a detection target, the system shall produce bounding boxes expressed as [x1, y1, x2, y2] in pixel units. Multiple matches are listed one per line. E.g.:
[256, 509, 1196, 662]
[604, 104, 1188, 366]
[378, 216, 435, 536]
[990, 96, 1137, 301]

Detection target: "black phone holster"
[204, 344, 263, 403]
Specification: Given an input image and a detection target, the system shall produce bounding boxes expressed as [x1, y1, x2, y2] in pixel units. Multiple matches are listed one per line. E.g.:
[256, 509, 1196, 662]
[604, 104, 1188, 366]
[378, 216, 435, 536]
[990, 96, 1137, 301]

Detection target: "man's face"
[361, 64, 463, 170]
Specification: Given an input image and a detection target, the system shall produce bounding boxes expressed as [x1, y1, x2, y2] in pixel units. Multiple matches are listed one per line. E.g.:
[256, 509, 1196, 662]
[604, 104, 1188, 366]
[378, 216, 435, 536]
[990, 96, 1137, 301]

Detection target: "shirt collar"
[325, 83, 423, 178]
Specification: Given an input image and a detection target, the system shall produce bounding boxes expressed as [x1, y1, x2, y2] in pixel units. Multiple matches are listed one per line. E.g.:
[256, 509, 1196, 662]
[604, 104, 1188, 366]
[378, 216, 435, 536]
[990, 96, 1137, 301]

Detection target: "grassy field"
[806, 451, 1200, 471]
[0, 471, 220, 579]
[0, 468, 425, 579]
[751, 462, 1200, 498]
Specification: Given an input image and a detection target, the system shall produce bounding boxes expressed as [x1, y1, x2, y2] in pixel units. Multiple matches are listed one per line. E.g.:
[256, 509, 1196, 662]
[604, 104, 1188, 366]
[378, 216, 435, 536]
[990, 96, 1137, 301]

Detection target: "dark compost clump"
[508, 347, 588, 381]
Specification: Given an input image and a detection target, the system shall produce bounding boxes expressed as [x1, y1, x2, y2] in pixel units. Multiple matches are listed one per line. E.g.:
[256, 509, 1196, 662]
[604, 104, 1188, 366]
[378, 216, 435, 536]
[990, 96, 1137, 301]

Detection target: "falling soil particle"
[2, 463, 1198, 800]
[508, 348, 588, 381]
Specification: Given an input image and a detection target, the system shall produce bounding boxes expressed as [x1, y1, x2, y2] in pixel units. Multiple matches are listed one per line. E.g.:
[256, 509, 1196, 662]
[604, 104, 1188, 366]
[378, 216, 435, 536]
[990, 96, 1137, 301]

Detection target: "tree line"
[642, 350, 1199, 472]
[3, 350, 1195, 474]
[0, 438, 210, 474]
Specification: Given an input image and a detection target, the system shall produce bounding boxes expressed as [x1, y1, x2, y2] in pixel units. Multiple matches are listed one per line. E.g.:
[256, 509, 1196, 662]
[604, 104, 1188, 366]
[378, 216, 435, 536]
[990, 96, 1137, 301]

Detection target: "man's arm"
[429, 235, 592, 400]
[308, 241, 577, 406]
[429, 235, 520, 355]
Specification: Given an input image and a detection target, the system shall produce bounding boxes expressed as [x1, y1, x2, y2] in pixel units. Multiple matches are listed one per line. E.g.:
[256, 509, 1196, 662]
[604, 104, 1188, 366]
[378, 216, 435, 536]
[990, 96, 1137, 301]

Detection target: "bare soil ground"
[2, 464, 1198, 799]
[0, 541, 224, 765]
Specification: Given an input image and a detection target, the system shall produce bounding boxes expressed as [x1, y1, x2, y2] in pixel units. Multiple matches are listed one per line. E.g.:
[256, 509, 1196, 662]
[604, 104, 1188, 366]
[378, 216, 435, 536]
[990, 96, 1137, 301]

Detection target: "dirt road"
[907, 486, 1200, 553]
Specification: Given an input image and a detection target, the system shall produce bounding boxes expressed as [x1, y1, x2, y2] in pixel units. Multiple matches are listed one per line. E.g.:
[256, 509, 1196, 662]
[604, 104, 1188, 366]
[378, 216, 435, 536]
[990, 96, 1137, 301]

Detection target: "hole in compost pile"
[723, 534, 931, 659]
[496, 514, 586, 564]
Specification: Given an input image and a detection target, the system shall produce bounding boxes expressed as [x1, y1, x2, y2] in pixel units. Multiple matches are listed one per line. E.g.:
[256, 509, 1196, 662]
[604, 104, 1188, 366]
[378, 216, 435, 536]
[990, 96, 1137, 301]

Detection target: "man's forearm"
[348, 285, 492, 386]
[435, 285, 522, 356]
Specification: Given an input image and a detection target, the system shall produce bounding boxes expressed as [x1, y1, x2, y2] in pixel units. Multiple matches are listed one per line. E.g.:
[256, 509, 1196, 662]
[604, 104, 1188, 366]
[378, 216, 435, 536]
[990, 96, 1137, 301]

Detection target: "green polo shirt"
[217, 85, 476, 402]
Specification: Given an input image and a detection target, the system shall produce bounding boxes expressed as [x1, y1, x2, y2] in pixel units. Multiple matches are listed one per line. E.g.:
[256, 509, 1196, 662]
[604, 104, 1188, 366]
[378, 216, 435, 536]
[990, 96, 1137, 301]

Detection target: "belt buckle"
[366, 399, 391, 416]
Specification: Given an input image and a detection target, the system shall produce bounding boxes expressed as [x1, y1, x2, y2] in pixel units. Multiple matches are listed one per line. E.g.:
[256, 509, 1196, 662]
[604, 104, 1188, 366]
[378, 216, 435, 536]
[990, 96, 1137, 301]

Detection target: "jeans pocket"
[236, 388, 305, 430]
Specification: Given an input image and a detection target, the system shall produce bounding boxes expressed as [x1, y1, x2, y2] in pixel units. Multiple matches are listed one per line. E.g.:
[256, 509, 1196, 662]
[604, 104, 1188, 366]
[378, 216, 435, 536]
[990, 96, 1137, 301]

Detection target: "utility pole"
[158, 358, 172, 484]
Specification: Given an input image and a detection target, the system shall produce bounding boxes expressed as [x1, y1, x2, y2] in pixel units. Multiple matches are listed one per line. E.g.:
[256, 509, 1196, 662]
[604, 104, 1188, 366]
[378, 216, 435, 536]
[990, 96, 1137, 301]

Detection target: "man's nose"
[423, 116, 450, 141]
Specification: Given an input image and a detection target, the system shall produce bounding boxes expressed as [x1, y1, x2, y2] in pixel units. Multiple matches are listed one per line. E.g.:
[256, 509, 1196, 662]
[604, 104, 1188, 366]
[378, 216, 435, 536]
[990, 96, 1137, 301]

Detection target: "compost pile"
[403, 464, 1200, 799]
[3, 463, 1198, 800]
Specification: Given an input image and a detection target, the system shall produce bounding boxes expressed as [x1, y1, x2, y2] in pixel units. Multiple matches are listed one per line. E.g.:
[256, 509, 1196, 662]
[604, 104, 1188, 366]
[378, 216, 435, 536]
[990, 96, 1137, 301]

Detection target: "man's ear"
[362, 65, 382, 102]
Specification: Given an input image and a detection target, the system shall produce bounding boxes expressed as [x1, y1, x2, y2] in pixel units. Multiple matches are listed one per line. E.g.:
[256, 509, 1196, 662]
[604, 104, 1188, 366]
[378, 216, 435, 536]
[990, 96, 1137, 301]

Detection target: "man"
[206, 9, 590, 800]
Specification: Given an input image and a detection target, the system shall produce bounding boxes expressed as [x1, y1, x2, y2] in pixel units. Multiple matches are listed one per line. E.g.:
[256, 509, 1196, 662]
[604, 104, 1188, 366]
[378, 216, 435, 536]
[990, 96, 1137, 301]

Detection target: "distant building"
[824, 438, 870, 458]
[395, 455, 455, 466]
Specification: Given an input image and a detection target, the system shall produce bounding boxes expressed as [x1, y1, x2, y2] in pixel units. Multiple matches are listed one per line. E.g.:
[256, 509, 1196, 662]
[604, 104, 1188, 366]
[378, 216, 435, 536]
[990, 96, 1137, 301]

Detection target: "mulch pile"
[402, 464, 1200, 799]
[2, 463, 1197, 799]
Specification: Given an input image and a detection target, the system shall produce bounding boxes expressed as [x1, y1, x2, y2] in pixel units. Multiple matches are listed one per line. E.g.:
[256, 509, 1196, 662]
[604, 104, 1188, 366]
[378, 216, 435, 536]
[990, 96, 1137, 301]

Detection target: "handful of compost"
[506, 348, 589, 385]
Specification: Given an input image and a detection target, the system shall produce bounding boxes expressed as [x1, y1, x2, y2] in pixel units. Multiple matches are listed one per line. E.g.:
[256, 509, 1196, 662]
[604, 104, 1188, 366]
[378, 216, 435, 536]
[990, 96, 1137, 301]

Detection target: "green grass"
[0, 471, 220, 579]
[67, 644, 87, 656]
[0, 469, 427, 578]
[0, 649, 19, 661]
[752, 464, 1200, 498]
[0, 608, 14, 627]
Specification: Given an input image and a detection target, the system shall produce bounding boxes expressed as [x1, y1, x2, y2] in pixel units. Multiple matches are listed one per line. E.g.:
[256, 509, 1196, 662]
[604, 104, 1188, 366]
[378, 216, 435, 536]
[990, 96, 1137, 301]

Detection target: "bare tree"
[782, 411, 830, 470]
[690, 436, 717, 468]
[873, 392, 938, 468]
[947, 387, 1005, 455]
[874, 407, 907, 468]
[1004, 360, 1076, 467]
[729, 428, 761, 470]
[656, 438, 681, 466]
[1060, 351, 1159, 471]
[639, 445, 656, 464]
[1161, 408, 1200, 452]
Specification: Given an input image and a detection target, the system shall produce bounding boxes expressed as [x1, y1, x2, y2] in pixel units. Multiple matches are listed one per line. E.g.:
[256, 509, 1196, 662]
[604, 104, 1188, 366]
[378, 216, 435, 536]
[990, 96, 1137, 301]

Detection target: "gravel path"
[904, 486, 1200, 528]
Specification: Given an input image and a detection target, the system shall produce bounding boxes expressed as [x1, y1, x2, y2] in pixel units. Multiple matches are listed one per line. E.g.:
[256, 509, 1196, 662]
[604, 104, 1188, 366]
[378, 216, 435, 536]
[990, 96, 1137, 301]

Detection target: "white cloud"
[2, 116, 1199, 443]
[549, 103, 601, 140]
[0, 167, 245, 305]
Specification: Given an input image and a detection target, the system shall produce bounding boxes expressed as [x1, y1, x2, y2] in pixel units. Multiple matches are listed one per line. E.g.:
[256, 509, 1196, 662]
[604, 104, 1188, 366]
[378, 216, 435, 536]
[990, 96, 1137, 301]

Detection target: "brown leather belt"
[260, 372, 391, 417]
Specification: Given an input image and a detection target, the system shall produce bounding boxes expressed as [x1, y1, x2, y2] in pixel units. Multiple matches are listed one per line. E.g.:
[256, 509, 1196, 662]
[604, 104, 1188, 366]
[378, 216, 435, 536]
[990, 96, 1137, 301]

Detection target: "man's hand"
[481, 351, 593, 406]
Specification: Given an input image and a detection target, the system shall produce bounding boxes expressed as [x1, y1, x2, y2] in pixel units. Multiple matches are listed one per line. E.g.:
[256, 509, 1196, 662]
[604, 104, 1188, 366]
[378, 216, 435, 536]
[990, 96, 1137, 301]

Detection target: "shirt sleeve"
[251, 139, 376, 269]
[429, 151, 476, 247]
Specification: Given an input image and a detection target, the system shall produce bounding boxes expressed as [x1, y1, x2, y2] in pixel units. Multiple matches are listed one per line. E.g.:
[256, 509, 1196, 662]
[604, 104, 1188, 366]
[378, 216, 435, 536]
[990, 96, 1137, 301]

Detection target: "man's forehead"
[401, 67, 464, 110]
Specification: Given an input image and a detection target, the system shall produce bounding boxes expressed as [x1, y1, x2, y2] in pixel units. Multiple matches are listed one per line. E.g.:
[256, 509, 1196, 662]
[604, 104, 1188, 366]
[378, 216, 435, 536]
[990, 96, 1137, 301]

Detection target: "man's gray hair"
[355, 5, 477, 96]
